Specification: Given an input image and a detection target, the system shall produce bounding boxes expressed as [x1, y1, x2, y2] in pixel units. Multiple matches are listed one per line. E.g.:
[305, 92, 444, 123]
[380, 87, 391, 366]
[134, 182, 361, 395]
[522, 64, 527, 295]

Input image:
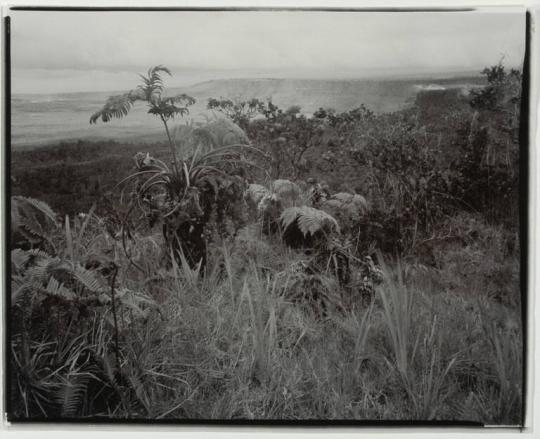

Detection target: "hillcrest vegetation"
[9, 64, 523, 424]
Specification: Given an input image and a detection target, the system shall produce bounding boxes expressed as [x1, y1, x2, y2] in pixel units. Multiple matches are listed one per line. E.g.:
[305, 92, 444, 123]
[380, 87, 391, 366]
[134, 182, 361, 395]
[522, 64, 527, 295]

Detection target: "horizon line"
[10, 70, 494, 96]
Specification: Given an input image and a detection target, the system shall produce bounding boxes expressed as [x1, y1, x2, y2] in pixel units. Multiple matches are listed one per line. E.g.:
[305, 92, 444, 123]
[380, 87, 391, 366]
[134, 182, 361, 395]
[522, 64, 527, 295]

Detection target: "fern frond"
[25, 255, 64, 284]
[72, 265, 104, 293]
[280, 206, 339, 237]
[11, 248, 32, 272]
[55, 374, 89, 417]
[116, 288, 157, 319]
[18, 215, 46, 241]
[11, 278, 41, 306]
[12, 196, 58, 247]
[11, 249, 52, 280]
[44, 276, 75, 300]
[12, 196, 58, 226]
[19, 247, 104, 295]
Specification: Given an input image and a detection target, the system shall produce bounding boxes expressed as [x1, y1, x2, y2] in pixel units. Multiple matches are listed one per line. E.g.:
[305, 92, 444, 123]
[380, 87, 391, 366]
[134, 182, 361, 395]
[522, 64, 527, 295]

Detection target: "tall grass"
[9, 206, 522, 423]
[377, 255, 462, 420]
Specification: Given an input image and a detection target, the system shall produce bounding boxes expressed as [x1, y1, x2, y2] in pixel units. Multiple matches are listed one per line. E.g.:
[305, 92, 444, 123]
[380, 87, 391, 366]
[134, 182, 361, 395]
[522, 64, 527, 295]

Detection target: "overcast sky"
[10, 9, 526, 94]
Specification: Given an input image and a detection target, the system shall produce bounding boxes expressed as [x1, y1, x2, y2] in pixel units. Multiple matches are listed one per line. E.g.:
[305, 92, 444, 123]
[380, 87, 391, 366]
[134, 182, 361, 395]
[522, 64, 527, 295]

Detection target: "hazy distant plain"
[11, 76, 484, 149]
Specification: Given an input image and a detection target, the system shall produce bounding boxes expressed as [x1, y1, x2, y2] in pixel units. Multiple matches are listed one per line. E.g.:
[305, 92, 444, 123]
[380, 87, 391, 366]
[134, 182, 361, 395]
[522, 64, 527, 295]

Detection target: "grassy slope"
[9, 163, 522, 423]
[72, 212, 520, 422]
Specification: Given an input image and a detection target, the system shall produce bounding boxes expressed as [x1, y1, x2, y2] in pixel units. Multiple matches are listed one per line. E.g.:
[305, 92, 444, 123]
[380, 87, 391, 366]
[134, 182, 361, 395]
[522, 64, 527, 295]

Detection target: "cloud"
[9, 9, 526, 93]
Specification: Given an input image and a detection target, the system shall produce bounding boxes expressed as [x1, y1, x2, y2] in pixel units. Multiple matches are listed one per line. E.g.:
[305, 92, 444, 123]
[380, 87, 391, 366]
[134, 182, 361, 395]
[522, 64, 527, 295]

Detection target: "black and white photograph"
[4, 5, 530, 426]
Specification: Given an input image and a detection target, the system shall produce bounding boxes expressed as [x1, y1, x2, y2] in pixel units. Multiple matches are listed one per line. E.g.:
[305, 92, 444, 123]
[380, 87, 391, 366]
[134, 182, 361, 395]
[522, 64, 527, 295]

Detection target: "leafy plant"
[90, 65, 195, 171]
[247, 103, 325, 179]
[10, 198, 159, 418]
[450, 63, 521, 224]
[90, 66, 265, 268]
[320, 192, 369, 234]
[207, 97, 267, 129]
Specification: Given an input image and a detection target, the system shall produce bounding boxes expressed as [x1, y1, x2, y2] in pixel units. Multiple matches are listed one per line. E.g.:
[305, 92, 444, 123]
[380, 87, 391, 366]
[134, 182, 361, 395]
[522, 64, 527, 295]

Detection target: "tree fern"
[322, 192, 369, 216]
[271, 179, 302, 207]
[280, 206, 340, 237]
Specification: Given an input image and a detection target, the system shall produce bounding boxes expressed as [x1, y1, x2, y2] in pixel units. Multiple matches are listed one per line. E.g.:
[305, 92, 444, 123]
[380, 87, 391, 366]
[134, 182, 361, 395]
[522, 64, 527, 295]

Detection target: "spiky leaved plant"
[119, 123, 263, 268]
[10, 198, 158, 418]
[90, 65, 195, 172]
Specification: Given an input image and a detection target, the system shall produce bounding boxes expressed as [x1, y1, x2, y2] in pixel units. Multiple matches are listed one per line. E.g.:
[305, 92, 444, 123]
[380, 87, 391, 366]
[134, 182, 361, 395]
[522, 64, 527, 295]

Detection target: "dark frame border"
[518, 9, 531, 430]
[2, 5, 531, 429]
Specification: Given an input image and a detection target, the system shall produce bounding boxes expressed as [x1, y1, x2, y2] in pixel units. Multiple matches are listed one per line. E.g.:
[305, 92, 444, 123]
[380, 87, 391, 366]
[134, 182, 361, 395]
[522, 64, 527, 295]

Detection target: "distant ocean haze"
[10, 76, 485, 149]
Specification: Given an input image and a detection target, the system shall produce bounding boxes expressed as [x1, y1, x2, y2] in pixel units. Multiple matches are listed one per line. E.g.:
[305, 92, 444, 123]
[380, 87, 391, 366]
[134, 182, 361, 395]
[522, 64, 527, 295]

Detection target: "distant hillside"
[176, 76, 486, 115]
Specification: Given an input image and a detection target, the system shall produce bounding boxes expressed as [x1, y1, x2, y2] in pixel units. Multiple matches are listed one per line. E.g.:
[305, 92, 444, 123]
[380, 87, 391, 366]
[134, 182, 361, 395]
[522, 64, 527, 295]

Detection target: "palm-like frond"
[138, 65, 171, 99]
[147, 93, 196, 120]
[280, 206, 340, 237]
[90, 66, 194, 124]
[89, 89, 145, 124]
